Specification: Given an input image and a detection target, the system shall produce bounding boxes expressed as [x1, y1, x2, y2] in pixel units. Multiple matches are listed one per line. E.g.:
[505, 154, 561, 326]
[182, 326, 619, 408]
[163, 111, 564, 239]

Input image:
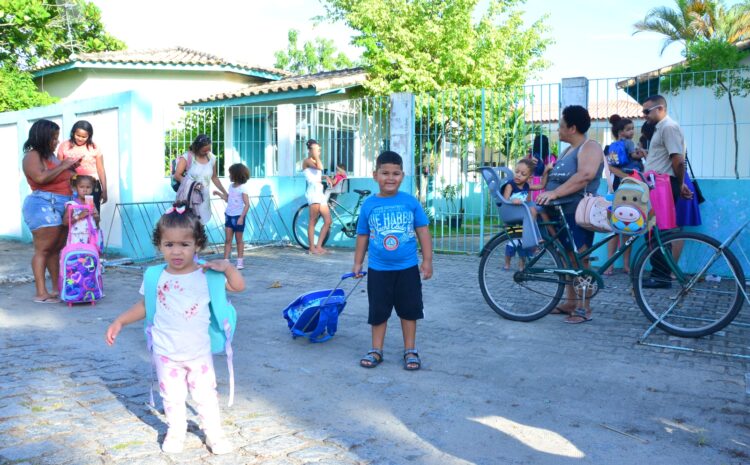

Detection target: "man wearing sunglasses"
[641, 95, 691, 198]
[641, 95, 693, 288]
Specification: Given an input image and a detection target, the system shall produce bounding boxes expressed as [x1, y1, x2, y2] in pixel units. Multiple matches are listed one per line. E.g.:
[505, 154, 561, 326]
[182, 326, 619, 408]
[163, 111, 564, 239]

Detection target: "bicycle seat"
[354, 189, 371, 196]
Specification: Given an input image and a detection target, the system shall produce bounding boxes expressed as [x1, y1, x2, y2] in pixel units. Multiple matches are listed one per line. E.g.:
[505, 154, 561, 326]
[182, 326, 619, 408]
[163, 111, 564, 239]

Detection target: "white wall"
[0, 124, 23, 237]
[37, 69, 262, 124]
[665, 85, 750, 178]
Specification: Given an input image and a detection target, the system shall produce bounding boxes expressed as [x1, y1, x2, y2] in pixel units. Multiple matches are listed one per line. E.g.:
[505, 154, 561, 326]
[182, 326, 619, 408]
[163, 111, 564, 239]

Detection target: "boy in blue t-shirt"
[353, 151, 433, 371]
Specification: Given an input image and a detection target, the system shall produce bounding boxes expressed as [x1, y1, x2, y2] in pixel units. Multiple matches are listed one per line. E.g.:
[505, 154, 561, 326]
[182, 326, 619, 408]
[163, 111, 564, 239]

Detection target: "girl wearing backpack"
[173, 135, 229, 225]
[57, 120, 108, 211]
[604, 114, 645, 275]
[105, 202, 244, 454]
[62, 175, 102, 249]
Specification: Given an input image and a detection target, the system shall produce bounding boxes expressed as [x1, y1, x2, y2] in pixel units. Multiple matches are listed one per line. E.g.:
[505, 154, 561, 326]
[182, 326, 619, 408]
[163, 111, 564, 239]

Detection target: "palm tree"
[634, 1, 750, 179]
[634, 0, 750, 54]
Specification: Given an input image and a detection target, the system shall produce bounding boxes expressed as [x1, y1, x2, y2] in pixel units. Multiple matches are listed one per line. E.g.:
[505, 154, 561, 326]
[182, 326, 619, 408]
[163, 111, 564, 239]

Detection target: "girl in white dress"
[173, 135, 228, 225]
[302, 139, 332, 254]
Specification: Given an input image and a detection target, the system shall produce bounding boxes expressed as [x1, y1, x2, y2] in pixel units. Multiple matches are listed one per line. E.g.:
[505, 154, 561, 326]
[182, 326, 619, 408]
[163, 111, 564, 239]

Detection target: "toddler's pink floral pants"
[153, 353, 223, 435]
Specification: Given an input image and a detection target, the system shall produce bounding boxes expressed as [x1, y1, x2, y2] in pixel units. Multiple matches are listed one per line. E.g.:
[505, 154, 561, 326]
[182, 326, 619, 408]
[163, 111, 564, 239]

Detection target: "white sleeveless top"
[303, 167, 325, 205]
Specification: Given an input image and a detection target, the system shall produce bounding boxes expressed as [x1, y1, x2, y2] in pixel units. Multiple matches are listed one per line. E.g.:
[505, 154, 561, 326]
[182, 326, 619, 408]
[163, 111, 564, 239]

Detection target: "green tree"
[661, 40, 750, 179]
[274, 29, 355, 75]
[0, 0, 125, 111]
[634, 0, 750, 54]
[0, 66, 56, 111]
[1, 0, 125, 68]
[323, 0, 550, 94]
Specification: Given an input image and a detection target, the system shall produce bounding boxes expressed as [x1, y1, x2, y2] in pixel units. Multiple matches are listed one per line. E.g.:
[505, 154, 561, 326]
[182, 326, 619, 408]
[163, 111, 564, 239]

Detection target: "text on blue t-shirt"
[356, 192, 430, 271]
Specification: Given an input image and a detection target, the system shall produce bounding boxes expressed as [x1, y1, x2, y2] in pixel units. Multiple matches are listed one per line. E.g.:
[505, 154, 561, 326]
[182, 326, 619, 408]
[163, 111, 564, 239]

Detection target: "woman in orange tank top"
[21, 120, 80, 304]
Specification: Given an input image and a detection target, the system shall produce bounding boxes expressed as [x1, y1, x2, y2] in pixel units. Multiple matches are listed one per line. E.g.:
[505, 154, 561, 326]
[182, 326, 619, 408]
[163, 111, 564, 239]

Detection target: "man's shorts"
[224, 214, 246, 233]
[22, 190, 71, 232]
[367, 266, 424, 325]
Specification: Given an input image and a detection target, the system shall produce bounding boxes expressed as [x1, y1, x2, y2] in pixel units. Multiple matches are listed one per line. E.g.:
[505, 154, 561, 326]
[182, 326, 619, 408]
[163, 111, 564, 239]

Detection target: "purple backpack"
[59, 204, 104, 306]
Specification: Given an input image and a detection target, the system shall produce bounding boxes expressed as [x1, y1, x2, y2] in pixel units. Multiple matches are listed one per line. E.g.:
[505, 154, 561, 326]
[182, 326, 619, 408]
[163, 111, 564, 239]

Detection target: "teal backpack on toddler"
[143, 264, 237, 406]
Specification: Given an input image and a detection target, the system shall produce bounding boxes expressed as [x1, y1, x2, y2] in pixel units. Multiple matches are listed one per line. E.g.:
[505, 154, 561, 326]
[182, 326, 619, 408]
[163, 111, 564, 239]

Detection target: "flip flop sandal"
[564, 308, 592, 324]
[403, 349, 421, 371]
[360, 349, 383, 368]
[550, 306, 573, 315]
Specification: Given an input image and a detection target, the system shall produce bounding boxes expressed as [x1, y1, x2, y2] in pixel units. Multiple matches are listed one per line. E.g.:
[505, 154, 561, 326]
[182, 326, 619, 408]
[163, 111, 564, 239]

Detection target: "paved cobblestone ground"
[1, 241, 749, 464]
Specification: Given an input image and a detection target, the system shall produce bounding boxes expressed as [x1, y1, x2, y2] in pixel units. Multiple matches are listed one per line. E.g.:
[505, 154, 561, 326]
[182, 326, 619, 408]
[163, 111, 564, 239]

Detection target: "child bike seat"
[479, 166, 542, 248]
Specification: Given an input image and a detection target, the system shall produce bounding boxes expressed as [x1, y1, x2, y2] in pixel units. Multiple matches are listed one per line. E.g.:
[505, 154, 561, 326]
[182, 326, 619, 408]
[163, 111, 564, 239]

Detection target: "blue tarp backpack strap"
[204, 269, 237, 407]
[143, 264, 167, 407]
[306, 305, 335, 343]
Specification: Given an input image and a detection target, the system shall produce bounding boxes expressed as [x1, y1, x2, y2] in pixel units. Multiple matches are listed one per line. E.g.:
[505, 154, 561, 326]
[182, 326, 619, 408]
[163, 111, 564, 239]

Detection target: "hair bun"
[306, 139, 319, 149]
[609, 114, 622, 125]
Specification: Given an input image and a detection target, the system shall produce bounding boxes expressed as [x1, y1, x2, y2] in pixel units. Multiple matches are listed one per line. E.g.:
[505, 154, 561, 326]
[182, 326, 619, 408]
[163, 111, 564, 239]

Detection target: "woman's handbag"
[575, 194, 613, 233]
[686, 155, 706, 204]
[645, 170, 677, 230]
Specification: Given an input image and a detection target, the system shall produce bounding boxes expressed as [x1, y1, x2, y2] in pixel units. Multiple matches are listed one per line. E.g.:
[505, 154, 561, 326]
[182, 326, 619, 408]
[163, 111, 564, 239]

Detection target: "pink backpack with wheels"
[59, 204, 104, 306]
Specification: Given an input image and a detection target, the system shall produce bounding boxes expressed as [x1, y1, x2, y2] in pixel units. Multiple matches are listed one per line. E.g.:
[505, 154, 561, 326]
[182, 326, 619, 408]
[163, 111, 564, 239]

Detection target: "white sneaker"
[236, 259, 244, 270]
[161, 430, 185, 454]
[206, 433, 233, 454]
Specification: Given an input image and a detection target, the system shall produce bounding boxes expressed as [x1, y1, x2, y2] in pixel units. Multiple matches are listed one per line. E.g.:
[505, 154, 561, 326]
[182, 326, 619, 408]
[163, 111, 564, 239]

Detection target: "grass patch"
[112, 440, 144, 450]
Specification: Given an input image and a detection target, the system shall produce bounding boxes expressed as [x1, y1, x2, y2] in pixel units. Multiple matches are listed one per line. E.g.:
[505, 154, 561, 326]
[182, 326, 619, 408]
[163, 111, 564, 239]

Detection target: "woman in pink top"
[57, 120, 108, 210]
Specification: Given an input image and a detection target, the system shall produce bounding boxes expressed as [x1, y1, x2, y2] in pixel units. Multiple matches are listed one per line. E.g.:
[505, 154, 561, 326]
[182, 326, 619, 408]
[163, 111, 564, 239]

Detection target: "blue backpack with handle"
[282, 272, 366, 343]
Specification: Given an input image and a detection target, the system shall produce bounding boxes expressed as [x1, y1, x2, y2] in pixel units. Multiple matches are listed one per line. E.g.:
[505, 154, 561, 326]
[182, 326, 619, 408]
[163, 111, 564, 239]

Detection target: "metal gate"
[414, 84, 561, 253]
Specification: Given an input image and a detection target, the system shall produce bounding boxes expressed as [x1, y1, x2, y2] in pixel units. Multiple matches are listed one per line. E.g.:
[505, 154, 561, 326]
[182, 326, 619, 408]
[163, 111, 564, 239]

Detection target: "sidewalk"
[0, 240, 748, 464]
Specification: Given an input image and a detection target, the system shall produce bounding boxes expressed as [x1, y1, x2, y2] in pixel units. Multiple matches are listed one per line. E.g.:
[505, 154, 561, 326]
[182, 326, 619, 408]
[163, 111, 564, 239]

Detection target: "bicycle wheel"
[292, 204, 330, 250]
[632, 231, 745, 337]
[478, 230, 565, 321]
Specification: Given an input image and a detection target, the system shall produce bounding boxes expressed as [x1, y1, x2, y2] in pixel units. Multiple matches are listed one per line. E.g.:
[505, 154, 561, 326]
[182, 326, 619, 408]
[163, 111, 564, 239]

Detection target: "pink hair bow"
[165, 205, 187, 215]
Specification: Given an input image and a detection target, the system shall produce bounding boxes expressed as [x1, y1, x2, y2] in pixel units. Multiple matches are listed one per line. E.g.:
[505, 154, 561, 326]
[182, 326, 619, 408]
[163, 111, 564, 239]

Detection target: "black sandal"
[403, 349, 421, 371]
[360, 349, 383, 368]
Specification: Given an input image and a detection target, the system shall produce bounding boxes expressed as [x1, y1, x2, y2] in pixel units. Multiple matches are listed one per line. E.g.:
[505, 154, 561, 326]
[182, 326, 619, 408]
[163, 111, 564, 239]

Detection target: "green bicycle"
[477, 167, 745, 338]
[292, 188, 371, 250]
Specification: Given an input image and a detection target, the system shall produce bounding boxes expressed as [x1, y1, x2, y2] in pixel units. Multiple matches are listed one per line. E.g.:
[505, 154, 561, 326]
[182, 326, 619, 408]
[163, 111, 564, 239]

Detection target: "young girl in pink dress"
[57, 121, 108, 210]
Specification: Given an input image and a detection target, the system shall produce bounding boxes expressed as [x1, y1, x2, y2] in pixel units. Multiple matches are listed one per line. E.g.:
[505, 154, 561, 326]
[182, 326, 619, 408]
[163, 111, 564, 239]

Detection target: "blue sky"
[93, 0, 742, 83]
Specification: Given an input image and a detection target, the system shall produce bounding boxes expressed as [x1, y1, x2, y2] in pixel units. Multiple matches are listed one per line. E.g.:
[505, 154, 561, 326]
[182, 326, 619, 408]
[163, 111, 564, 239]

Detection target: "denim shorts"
[558, 212, 595, 251]
[224, 214, 246, 233]
[22, 191, 72, 231]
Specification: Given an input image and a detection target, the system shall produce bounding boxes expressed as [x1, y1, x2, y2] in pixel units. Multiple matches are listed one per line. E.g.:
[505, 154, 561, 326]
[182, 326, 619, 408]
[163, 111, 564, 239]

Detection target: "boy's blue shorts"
[366, 266, 424, 325]
[224, 214, 246, 233]
[505, 241, 533, 258]
[22, 191, 72, 232]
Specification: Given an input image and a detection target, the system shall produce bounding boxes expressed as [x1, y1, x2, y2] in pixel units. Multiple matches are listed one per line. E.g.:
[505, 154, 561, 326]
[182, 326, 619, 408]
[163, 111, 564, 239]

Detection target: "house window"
[233, 114, 275, 178]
